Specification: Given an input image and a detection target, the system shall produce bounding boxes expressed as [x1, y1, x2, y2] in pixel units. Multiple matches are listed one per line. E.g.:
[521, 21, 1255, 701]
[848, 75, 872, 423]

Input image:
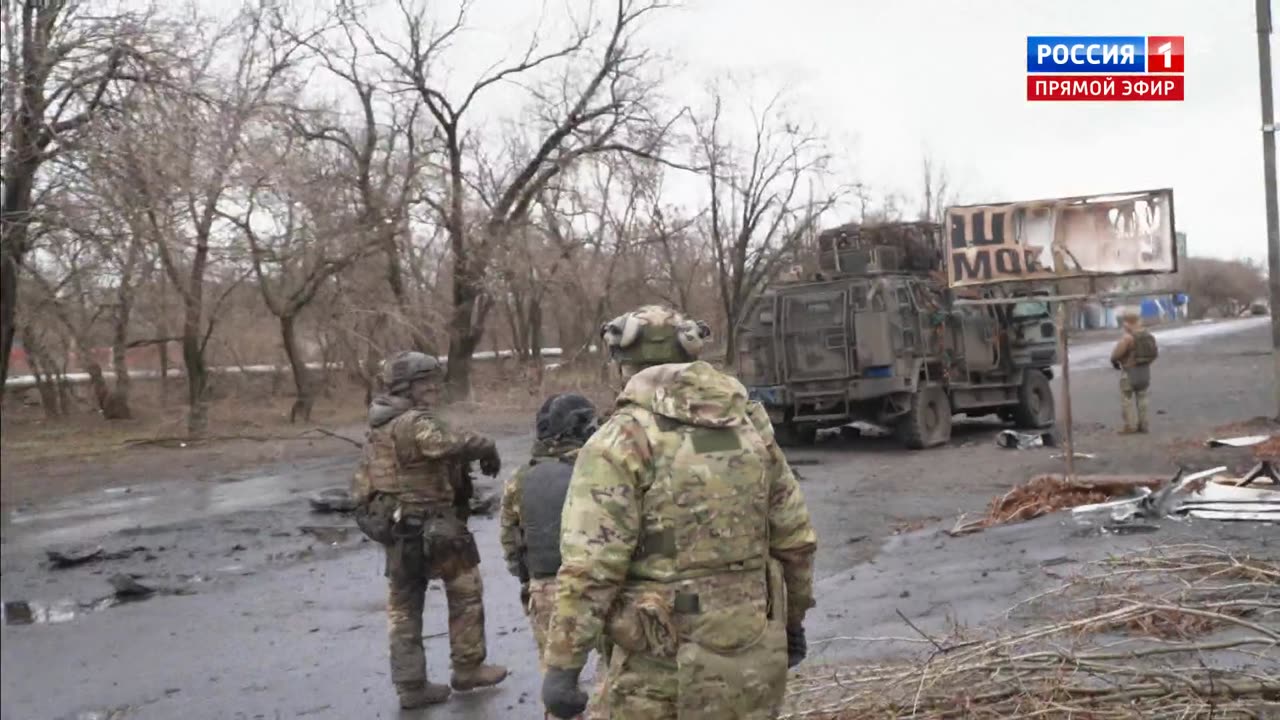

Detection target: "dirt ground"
[0, 317, 1276, 720]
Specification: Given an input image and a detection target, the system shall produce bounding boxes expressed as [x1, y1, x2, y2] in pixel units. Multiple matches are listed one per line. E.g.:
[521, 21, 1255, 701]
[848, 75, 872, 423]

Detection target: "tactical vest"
[351, 410, 457, 507]
[519, 456, 575, 578]
[1132, 330, 1158, 365]
[626, 410, 771, 583]
[603, 407, 782, 681]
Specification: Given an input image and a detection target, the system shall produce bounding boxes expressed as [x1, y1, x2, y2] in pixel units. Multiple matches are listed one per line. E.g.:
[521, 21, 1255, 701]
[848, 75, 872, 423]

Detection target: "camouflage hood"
[617, 361, 750, 428]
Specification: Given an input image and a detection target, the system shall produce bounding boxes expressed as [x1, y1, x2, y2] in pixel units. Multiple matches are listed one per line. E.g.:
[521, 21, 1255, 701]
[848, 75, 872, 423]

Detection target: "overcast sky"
[640, 0, 1278, 263]
[332, 0, 1278, 262]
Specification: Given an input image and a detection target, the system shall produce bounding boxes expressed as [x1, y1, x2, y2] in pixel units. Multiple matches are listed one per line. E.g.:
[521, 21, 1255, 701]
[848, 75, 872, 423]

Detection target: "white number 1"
[1157, 41, 1173, 67]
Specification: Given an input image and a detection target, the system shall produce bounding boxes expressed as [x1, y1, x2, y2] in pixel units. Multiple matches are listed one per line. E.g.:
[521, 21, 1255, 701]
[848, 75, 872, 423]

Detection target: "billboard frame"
[944, 187, 1178, 289]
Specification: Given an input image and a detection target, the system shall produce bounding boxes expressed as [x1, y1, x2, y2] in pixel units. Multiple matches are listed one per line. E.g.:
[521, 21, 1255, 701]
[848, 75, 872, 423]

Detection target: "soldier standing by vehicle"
[1110, 311, 1159, 434]
[540, 306, 819, 720]
[350, 351, 509, 709]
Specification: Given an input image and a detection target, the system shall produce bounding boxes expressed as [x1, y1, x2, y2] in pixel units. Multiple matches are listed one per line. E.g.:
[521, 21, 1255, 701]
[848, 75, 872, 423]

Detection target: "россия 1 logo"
[1026, 35, 1184, 101]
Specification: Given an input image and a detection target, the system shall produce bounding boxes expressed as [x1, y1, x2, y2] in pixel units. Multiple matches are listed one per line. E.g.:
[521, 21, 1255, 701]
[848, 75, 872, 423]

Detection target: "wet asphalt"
[1, 317, 1275, 720]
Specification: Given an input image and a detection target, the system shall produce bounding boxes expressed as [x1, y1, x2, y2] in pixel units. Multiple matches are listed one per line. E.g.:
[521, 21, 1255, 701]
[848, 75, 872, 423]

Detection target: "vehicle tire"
[1012, 370, 1055, 429]
[896, 386, 952, 449]
[774, 422, 818, 448]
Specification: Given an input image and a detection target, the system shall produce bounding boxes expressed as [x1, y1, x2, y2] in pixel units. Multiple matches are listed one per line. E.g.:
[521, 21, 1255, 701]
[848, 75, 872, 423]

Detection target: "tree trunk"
[0, 250, 17, 390]
[21, 324, 60, 418]
[445, 273, 488, 402]
[281, 314, 313, 424]
[182, 334, 210, 436]
[109, 335, 133, 419]
[158, 341, 170, 407]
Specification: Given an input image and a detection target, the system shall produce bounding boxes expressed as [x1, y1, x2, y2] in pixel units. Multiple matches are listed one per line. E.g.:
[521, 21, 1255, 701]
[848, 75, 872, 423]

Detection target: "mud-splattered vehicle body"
[738, 222, 1058, 448]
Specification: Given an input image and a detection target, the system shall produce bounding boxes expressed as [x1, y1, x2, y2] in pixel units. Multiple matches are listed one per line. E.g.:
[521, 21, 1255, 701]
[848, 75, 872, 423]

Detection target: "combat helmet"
[536, 393, 599, 445]
[600, 305, 711, 370]
[381, 351, 443, 395]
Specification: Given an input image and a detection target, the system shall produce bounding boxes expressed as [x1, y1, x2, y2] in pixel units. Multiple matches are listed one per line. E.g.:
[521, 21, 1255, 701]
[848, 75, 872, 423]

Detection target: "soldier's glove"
[480, 448, 502, 477]
[520, 581, 531, 610]
[787, 625, 807, 668]
[542, 666, 587, 719]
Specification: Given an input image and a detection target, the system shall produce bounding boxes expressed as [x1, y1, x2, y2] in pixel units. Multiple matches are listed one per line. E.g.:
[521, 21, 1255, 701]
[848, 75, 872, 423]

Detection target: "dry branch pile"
[949, 475, 1163, 536]
[784, 545, 1280, 719]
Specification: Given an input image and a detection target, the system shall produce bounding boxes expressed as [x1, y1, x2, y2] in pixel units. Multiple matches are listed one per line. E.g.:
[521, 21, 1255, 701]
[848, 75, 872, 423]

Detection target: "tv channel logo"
[1026, 35, 1183, 101]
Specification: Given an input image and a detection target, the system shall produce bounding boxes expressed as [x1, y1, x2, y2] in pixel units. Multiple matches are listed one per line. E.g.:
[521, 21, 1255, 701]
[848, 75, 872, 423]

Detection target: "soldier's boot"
[398, 681, 452, 708]
[450, 663, 509, 691]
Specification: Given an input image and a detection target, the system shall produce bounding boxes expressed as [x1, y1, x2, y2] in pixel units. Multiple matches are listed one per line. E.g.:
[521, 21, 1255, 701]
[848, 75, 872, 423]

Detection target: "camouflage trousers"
[526, 577, 609, 719]
[385, 532, 487, 690]
[1120, 367, 1150, 431]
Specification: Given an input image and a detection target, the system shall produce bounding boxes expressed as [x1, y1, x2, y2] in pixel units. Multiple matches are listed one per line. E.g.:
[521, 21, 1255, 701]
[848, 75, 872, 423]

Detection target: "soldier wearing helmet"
[1110, 310, 1159, 433]
[350, 351, 508, 708]
[540, 306, 819, 719]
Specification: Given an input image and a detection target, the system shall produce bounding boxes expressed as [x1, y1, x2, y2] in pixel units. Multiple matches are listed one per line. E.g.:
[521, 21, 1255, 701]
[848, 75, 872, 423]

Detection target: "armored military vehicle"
[738, 221, 1058, 448]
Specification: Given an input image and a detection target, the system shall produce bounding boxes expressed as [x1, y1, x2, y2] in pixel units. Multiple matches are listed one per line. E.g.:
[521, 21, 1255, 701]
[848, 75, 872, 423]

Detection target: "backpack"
[1133, 330, 1158, 365]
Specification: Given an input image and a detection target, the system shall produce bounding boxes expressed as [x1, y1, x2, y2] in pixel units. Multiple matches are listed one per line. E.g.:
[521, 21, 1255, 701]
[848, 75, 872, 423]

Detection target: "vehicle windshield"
[1011, 300, 1049, 318]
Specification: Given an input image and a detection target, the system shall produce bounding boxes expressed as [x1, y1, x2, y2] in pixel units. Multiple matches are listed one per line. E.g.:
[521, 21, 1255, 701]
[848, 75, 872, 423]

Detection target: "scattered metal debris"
[950, 474, 1165, 536]
[108, 574, 156, 599]
[1205, 434, 1271, 448]
[298, 526, 352, 545]
[1051, 451, 1096, 460]
[996, 430, 1058, 449]
[45, 545, 148, 569]
[308, 488, 358, 513]
[1072, 466, 1279, 523]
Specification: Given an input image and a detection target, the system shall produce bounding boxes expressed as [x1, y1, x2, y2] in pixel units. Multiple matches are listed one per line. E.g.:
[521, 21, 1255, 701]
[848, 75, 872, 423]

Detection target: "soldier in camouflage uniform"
[350, 351, 509, 709]
[500, 392, 599, 661]
[1110, 311, 1159, 434]
[540, 306, 820, 720]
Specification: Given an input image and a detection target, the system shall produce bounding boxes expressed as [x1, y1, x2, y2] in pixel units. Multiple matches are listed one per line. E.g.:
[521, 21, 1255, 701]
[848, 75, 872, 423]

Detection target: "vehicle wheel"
[1012, 370, 1055, 428]
[896, 386, 952, 449]
[774, 422, 818, 448]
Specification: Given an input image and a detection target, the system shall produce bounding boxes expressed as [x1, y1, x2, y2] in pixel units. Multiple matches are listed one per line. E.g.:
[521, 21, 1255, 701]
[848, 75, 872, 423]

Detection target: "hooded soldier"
[540, 306, 819, 720]
[350, 351, 509, 708]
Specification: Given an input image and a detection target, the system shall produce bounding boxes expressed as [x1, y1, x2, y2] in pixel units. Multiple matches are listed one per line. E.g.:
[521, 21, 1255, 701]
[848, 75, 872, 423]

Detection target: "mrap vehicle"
[738, 221, 1058, 448]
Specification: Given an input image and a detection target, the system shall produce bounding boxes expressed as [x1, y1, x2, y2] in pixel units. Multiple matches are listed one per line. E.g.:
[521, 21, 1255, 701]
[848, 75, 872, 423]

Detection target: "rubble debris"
[108, 574, 156, 599]
[45, 545, 104, 568]
[298, 525, 351, 545]
[996, 430, 1057, 449]
[308, 488, 358, 513]
[1205, 434, 1271, 448]
[45, 544, 148, 569]
[949, 474, 1162, 536]
[1072, 466, 1279, 523]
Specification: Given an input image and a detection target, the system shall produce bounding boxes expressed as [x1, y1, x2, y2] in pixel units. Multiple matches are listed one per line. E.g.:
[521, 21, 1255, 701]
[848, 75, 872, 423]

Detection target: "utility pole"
[1258, 0, 1280, 419]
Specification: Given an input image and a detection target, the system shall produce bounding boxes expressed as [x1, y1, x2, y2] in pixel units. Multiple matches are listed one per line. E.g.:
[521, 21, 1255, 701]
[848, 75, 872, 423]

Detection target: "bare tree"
[222, 135, 382, 423]
[352, 0, 676, 398]
[694, 86, 843, 366]
[0, 0, 156, 392]
[118, 2, 322, 435]
[920, 152, 952, 225]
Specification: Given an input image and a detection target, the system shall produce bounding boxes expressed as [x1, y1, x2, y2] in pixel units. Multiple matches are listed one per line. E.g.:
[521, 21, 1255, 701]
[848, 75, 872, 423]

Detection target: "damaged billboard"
[944, 188, 1176, 288]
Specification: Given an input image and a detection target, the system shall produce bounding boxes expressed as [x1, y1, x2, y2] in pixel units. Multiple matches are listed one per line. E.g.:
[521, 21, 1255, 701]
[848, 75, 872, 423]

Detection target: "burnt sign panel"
[945, 189, 1176, 287]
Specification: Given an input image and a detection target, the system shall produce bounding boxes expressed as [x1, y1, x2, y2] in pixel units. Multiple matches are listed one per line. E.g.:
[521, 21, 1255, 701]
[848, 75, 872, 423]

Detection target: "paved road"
[1, 319, 1274, 720]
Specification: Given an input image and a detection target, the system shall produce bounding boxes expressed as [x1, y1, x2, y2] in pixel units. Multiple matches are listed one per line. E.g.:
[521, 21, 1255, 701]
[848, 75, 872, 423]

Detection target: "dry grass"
[784, 545, 1280, 719]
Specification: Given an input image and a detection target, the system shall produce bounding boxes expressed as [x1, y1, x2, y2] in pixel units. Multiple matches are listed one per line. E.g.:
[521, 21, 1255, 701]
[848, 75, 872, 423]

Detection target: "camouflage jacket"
[352, 396, 496, 508]
[542, 361, 818, 669]
[498, 438, 582, 579]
